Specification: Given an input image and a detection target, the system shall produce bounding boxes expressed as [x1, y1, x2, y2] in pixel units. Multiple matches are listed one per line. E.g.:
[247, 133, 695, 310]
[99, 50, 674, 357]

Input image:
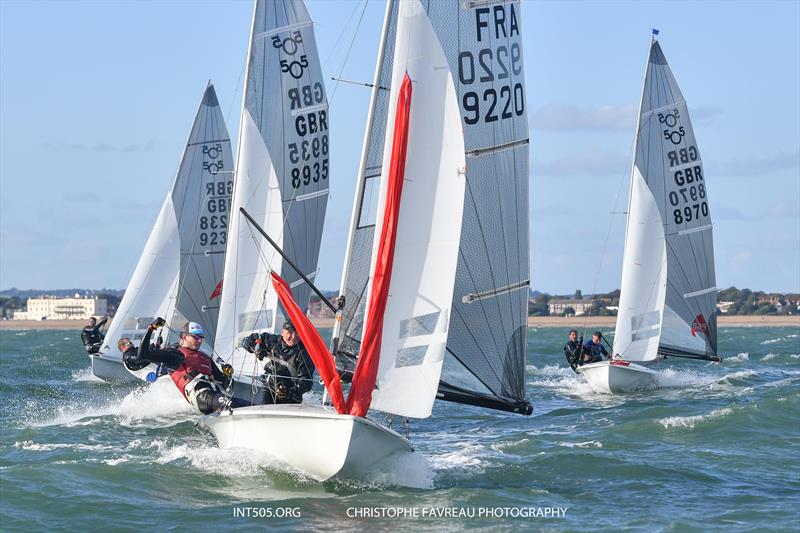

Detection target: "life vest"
[170, 347, 213, 400]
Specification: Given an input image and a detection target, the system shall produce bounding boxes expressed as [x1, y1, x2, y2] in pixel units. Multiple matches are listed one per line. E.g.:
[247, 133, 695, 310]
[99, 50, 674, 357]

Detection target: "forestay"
[337, 0, 531, 416]
[100, 84, 232, 370]
[613, 40, 717, 362]
[216, 0, 330, 378]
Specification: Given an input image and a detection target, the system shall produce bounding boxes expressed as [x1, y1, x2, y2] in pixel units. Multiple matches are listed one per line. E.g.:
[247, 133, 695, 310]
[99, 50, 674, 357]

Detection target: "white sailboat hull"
[89, 354, 139, 383]
[201, 404, 413, 481]
[577, 360, 659, 394]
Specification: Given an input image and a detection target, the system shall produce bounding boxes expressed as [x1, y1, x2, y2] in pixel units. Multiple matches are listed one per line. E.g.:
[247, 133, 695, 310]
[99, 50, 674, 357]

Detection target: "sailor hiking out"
[241, 321, 316, 405]
[123, 319, 243, 414]
[81, 316, 108, 354]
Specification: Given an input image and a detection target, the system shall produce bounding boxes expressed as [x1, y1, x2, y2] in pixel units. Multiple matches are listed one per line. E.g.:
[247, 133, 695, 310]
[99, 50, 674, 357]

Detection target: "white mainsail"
[98, 84, 232, 378]
[215, 0, 330, 379]
[614, 39, 717, 362]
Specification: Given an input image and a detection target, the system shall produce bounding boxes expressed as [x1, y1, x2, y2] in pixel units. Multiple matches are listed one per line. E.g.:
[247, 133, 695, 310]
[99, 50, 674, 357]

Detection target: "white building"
[548, 299, 595, 316]
[14, 294, 107, 320]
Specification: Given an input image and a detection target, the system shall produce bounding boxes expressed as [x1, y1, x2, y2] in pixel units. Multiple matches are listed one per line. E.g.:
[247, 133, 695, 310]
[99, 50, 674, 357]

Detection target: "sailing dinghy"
[93, 84, 232, 382]
[579, 36, 720, 394]
[203, 0, 531, 481]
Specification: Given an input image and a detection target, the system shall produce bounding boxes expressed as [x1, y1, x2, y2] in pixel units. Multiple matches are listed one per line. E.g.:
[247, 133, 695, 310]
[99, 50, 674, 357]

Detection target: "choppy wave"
[557, 440, 603, 448]
[23, 379, 191, 428]
[725, 352, 750, 363]
[659, 407, 734, 428]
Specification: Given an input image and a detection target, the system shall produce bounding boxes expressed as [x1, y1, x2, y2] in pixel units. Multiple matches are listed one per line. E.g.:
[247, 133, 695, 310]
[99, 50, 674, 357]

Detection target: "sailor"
[81, 316, 108, 354]
[241, 321, 315, 405]
[563, 329, 584, 372]
[123, 318, 242, 414]
[118, 337, 137, 360]
[582, 331, 610, 364]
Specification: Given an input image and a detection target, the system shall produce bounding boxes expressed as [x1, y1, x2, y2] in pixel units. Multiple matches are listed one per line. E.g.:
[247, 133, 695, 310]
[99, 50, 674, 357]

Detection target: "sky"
[1, 0, 798, 294]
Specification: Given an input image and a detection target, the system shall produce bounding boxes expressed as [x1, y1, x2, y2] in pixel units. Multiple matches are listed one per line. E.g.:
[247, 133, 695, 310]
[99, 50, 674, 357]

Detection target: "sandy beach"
[2, 315, 797, 331]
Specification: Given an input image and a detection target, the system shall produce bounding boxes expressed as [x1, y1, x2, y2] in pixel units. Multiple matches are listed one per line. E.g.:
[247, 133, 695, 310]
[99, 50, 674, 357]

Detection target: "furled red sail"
[345, 74, 413, 417]
[270, 272, 346, 413]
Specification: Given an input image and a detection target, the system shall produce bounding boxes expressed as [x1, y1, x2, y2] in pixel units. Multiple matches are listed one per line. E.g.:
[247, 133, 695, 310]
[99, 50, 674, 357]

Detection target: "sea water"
[1, 327, 798, 531]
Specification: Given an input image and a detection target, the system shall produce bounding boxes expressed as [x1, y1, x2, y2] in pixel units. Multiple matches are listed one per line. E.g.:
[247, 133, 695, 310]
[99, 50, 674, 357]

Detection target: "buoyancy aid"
[170, 347, 213, 400]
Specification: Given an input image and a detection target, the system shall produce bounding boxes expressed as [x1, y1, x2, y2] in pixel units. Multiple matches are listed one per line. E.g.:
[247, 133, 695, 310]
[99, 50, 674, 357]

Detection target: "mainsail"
[613, 39, 717, 362]
[336, 0, 531, 416]
[215, 0, 330, 378]
[100, 84, 232, 367]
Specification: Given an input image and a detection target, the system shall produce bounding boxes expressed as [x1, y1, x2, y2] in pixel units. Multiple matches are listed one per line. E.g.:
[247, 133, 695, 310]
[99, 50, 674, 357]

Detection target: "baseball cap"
[182, 322, 205, 337]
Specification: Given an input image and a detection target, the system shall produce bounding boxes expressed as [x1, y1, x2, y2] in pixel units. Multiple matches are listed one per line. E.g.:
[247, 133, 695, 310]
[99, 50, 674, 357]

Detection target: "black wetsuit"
[563, 339, 583, 372]
[242, 333, 315, 404]
[81, 318, 107, 354]
[124, 327, 245, 414]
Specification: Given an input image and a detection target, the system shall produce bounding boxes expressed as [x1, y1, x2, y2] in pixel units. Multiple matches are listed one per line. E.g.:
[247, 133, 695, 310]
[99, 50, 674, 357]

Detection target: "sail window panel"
[122, 317, 155, 330]
[237, 310, 272, 333]
[631, 310, 660, 331]
[357, 174, 382, 228]
[339, 228, 375, 356]
[398, 311, 441, 339]
[632, 327, 660, 342]
[396, 345, 428, 368]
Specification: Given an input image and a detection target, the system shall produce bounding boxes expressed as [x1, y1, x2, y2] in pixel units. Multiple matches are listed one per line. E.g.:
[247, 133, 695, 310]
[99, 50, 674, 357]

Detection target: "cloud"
[730, 251, 752, 271]
[713, 205, 749, 221]
[41, 138, 157, 153]
[531, 104, 637, 131]
[769, 200, 797, 218]
[530, 104, 722, 131]
[62, 191, 101, 203]
[534, 151, 629, 177]
[713, 153, 799, 177]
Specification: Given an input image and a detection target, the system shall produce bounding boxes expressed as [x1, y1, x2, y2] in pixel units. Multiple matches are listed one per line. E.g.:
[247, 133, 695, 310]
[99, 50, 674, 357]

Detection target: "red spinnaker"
[270, 272, 346, 413]
[345, 73, 413, 417]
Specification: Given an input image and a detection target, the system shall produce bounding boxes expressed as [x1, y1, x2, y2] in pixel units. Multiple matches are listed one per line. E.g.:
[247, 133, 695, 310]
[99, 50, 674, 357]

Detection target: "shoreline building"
[548, 299, 596, 317]
[13, 294, 107, 320]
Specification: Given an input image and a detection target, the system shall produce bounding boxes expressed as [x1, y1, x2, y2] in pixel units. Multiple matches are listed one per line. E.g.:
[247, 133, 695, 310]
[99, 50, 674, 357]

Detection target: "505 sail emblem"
[272, 31, 303, 55]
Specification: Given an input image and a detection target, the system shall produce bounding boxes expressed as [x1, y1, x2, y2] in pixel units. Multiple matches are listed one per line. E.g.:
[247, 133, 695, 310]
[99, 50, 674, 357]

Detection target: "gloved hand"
[241, 332, 260, 353]
[222, 364, 234, 379]
[275, 383, 287, 401]
[150, 317, 166, 330]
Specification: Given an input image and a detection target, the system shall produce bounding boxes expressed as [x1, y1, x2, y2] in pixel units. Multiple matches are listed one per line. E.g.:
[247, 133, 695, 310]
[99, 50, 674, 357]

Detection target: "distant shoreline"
[2, 315, 797, 331]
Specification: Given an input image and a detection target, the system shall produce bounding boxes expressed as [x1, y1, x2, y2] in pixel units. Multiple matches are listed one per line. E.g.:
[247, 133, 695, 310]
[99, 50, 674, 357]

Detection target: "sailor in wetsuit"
[123, 319, 242, 414]
[563, 329, 584, 372]
[241, 321, 315, 405]
[81, 316, 108, 354]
